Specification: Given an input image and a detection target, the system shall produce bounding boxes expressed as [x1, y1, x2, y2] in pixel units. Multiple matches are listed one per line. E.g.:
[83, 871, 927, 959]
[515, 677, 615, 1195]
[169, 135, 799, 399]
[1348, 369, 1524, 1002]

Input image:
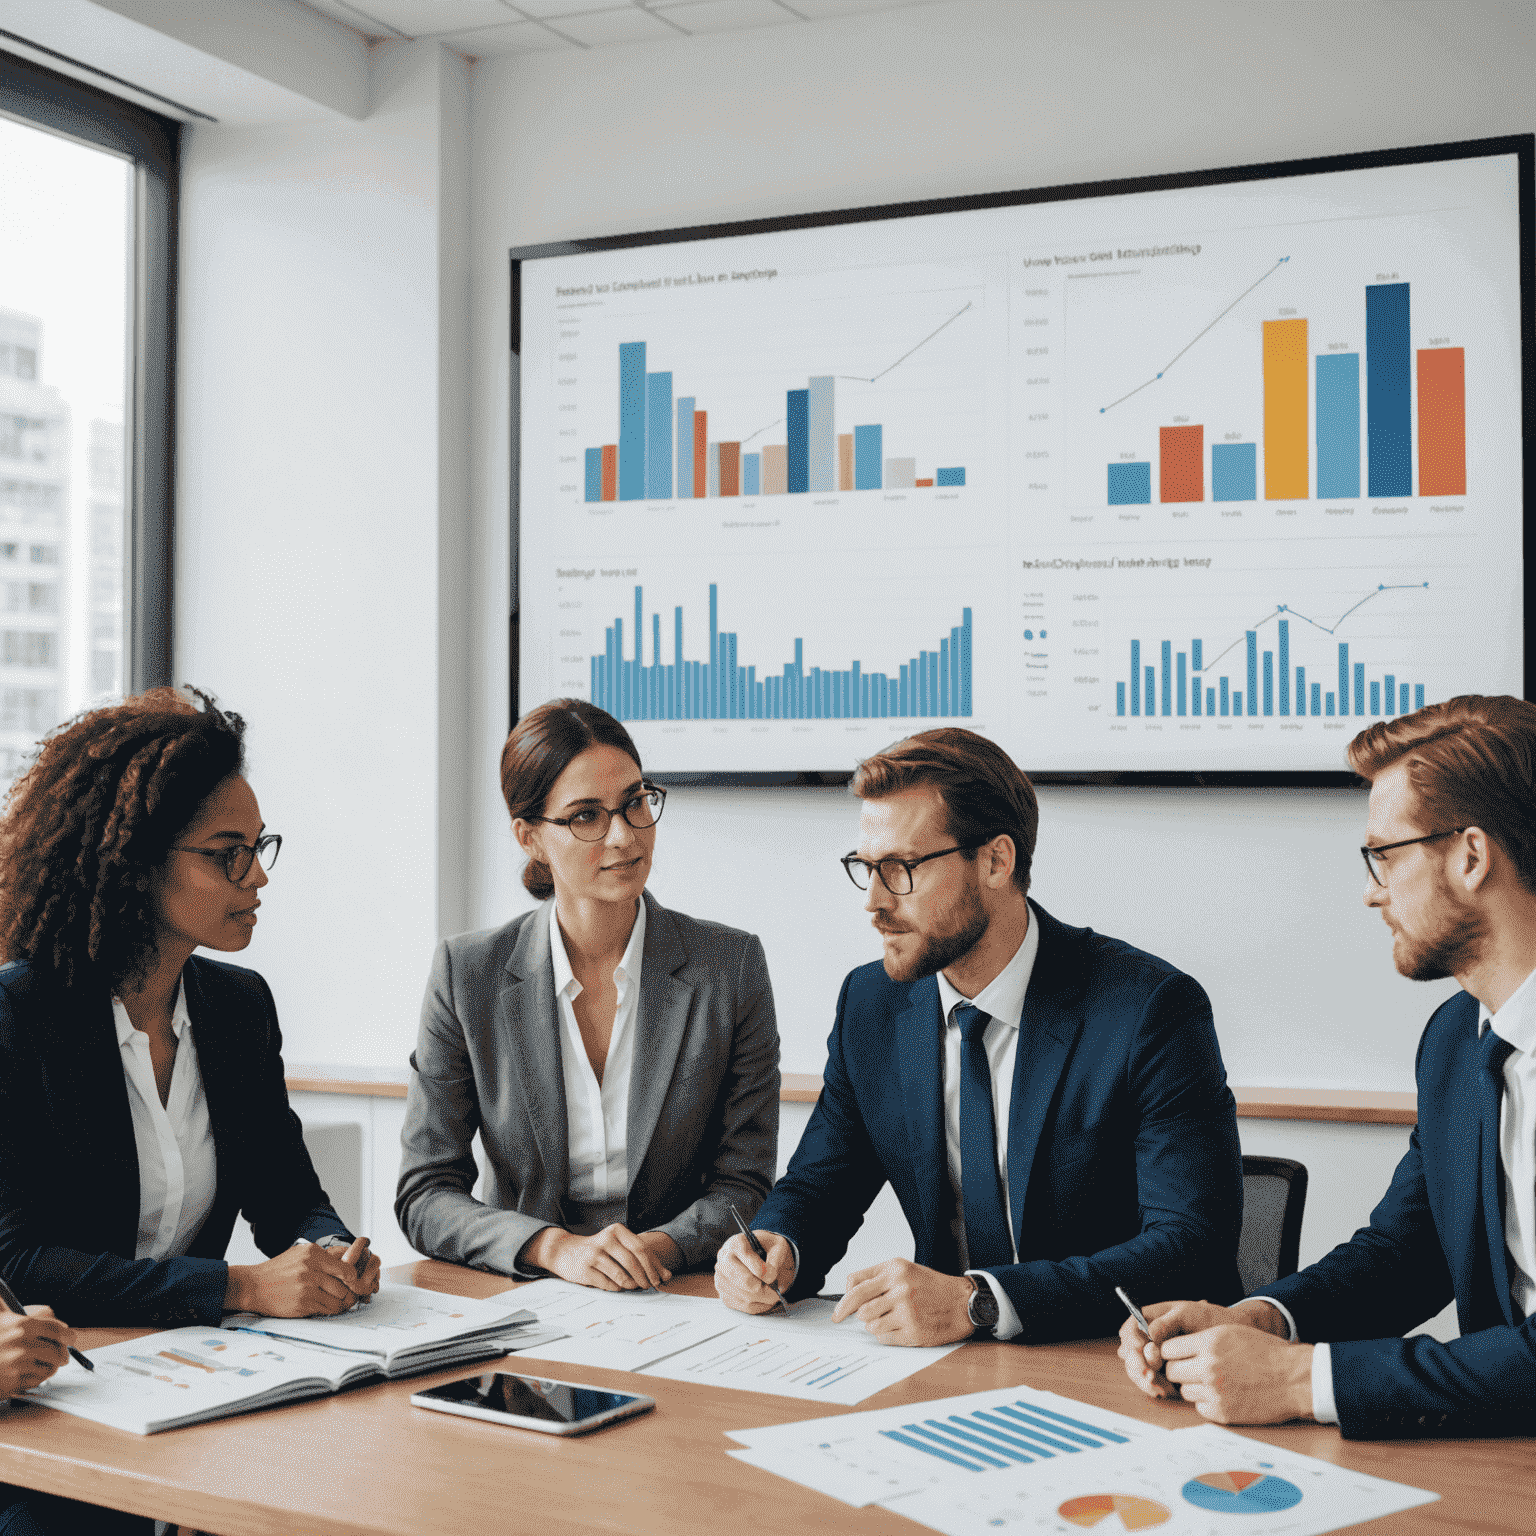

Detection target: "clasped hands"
[1117, 1298, 1314, 1424]
[715, 1233, 977, 1346]
[224, 1235, 383, 1317]
[522, 1223, 684, 1292]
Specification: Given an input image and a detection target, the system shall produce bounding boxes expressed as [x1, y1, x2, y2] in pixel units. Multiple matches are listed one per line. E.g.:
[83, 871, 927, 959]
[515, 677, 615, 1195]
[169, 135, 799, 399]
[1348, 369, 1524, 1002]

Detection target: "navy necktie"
[956, 1004, 1012, 1271]
[1480, 1025, 1517, 1322]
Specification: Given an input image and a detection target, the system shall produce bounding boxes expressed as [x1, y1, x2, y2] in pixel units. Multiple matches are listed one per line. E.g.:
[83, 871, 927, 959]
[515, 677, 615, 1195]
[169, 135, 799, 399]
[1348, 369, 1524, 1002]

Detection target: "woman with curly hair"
[0, 687, 381, 1323]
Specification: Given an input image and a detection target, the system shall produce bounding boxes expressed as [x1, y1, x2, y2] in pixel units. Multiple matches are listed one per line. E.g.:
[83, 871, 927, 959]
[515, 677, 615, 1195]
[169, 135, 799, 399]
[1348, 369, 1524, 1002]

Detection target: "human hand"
[522, 1223, 674, 1292]
[1116, 1299, 1279, 1399]
[714, 1231, 796, 1314]
[0, 1306, 73, 1395]
[1160, 1324, 1314, 1424]
[831, 1258, 974, 1347]
[224, 1240, 375, 1316]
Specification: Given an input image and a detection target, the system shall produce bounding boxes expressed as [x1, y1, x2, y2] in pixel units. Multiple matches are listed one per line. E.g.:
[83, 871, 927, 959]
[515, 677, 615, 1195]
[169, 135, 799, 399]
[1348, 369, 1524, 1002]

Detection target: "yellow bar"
[1263, 317, 1308, 499]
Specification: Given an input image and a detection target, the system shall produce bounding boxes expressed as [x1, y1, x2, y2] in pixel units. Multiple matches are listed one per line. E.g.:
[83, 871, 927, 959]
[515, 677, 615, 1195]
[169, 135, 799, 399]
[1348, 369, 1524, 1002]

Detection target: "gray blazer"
[395, 892, 780, 1274]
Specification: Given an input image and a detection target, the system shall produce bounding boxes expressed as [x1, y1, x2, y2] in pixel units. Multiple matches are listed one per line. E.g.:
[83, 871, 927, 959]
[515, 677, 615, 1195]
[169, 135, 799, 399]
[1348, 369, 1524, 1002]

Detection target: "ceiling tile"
[499, 0, 641, 17]
[436, 19, 574, 51]
[655, 0, 798, 35]
[787, 0, 936, 17]
[534, 7, 680, 45]
[328, 0, 521, 34]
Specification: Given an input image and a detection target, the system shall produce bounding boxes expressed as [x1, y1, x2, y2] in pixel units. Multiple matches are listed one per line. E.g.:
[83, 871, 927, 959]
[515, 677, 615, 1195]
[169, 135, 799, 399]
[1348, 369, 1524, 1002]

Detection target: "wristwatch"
[966, 1276, 1001, 1334]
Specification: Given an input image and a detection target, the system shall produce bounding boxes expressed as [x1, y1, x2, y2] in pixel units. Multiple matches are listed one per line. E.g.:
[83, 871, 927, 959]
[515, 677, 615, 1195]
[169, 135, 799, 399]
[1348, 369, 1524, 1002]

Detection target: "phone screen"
[416, 1373, 641, 1425]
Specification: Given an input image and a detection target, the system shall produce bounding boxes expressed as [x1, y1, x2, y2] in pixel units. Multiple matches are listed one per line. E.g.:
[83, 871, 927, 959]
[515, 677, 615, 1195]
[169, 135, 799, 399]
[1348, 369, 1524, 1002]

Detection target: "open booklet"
[21, 1285, 556, 1435]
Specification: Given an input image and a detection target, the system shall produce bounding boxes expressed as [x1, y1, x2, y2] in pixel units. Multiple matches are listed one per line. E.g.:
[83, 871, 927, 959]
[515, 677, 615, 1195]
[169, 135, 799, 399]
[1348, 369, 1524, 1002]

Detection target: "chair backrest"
[1239, 1155, 1308, 1296]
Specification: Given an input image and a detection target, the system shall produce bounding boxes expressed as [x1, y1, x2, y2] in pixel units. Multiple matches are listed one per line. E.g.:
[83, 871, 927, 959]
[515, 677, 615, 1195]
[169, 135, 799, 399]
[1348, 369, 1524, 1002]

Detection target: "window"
[0, 48, 176, 776]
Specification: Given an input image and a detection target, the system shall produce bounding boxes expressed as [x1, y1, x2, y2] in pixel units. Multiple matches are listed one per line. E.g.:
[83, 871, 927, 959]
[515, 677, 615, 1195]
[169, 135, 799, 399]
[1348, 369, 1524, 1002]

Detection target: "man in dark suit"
[715, 727, 1243, 1346]
[1120, 695, 1536, 1438]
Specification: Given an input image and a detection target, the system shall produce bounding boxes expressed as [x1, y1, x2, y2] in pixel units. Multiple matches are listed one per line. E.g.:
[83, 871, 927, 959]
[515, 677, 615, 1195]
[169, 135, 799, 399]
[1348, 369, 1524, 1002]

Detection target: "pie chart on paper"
[1057, 1493, 1172, 1530]
[1181, 1470, 1304, 1513]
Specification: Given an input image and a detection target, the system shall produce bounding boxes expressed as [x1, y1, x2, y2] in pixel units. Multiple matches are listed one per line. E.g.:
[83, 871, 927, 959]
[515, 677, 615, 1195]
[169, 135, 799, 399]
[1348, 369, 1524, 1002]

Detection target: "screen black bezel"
[509, 133, 1534, 787]
[416, 1372, 645, 1424]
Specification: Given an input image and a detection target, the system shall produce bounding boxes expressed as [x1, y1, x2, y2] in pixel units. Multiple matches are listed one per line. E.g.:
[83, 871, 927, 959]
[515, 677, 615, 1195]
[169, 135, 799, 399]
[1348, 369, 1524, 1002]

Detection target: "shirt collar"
[111, 977, 191, 1048]
[935, 902, 1042, 1031]
[548, 897, 647, 1002]
[1479, 963, 1536, 1054]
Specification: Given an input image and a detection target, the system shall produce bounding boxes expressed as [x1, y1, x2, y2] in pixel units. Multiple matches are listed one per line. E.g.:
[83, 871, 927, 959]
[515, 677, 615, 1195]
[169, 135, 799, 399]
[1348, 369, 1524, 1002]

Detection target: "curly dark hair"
[0, 686, 247, 991]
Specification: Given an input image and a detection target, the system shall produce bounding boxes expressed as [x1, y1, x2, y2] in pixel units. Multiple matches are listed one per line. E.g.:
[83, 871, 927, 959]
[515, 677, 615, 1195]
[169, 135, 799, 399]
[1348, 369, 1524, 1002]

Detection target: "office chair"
[1239, 1155, 1308, 1296]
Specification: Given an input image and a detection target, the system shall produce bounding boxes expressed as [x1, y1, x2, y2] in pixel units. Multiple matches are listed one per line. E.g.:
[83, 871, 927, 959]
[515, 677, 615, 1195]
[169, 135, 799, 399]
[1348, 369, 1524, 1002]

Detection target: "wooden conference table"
[0, 1262, 1531, 1535]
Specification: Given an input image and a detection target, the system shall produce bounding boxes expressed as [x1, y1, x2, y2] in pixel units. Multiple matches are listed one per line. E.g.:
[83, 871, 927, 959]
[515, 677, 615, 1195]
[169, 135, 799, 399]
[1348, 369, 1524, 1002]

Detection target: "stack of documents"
[506, 1278, 962, 1405]
[22, 1285, 542, 1434]
[726, 1387, 1439, 1535]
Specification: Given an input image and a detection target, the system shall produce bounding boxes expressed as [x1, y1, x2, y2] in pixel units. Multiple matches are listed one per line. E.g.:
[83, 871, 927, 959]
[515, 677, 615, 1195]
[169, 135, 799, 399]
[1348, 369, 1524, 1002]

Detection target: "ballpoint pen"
[1114, 1285, 1151, 1339]
[729, 1203, 790, 1316]
[0, 1274, 94, 1372]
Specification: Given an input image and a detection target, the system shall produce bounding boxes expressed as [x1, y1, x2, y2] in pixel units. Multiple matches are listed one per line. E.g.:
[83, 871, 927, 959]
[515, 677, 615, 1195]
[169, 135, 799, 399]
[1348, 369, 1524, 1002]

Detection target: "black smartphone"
[410, 1372, 654, 1436]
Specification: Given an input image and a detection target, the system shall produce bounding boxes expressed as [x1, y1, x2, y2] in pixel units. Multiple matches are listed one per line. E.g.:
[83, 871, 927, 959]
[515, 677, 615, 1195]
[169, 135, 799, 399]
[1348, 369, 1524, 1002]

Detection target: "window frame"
[0, 44, 178, 692]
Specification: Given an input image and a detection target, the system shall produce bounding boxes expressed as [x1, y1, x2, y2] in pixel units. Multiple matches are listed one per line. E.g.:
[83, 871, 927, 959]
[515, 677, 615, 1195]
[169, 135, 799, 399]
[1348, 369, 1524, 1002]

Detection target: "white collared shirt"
[113, 980, 218, 1261]
[549, 898, 646, 1207]
[1257, 964, 1536, 1425]
[934, 909, 1042, 1339]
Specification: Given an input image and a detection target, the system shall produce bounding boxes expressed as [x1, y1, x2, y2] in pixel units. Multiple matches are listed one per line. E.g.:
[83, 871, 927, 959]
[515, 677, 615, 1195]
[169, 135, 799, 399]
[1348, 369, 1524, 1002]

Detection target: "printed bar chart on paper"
[591, 583, 973, 723]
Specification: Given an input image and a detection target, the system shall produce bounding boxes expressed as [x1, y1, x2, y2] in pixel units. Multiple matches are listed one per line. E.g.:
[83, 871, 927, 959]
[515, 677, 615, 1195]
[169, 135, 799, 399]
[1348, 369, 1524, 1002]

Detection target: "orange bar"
[693, 411, 707, 498]
[718, 442, 740, 496]
[600, 444, 617, 501]
[1159, 425, 1203, 502]
[1263, 317, 1308, 498]
[837, 433, 854, 491]
[915, 477, 934, 487]
[1417, 347, 1466, 495]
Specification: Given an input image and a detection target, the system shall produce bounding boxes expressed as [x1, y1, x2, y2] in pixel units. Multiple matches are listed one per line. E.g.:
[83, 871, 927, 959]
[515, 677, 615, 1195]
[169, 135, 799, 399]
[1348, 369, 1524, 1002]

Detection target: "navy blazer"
[754, 901, 1243, 1342]
[0, 956, 350, 1329]
[1259, 990, 1536, 1438]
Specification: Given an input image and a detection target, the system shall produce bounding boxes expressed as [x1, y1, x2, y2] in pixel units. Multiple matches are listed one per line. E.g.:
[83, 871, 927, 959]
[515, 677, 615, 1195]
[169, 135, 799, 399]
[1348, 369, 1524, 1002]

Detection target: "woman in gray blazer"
[396, 699, 780, 1289]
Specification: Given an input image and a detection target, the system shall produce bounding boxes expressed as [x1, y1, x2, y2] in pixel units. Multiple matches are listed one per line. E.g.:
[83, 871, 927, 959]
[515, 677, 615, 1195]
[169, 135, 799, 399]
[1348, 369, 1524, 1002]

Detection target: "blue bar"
[676, 397, 694, 499]
[1370, 680, 1381, 714]
[854, 425, 882, 490]
[1130, 640, 1141, 716]
[993, 1407, 1093, 1452]
[1145, 665, 1154, 716]
[1326, 691, 1336, 716]
[1384, 673, 1396, 716]
[584, 447, 602, 502]
[953, 1415, 1041, 1460]
[1107, 462, 1151, 505]
[1263, 651, 1274, 716]
[786, 389, 809, 494]
[970, 1411, 1061, 1458]
[646, 372, 672, 498]
[1278, 621, 1290, 716]
[1192, 638, 1203, 672]
[926, 1419, 1027, 1466]
[1339, 644, 1349, 717]
[1211, 442, 1256, 501]
[1020, 1402, 1130, 1444]
[1220, 677, 1229, 716]
[939, 639, 950, 716]
[709, 584, 719, 719]
[1117, 681, 1126, 716]
[1366, 283, 1412, 497]
[961, 610, 972, 715]
[1415, 684, 1425, 708]
[1311, 682, 1321, 715]
[1161, 641, 1171, 717]
[1193, 668, 1201, 715]
[1296, 666, 1306, 714]
[936, 467, 966, 487]
[1233, 691, 1242, 714]
[1401, 682, 1410, 714]
[1176, 651, 1186, 716]
[1355, 663, 1365, 716]
[1316, 353, 1361, 498]
[1207, 688, 1215, 715]
[1246, 632, 1258, 716]
[618, 342, 646, 501]
[879, 1429, 986, 1473]
[743, 453, 760, 495]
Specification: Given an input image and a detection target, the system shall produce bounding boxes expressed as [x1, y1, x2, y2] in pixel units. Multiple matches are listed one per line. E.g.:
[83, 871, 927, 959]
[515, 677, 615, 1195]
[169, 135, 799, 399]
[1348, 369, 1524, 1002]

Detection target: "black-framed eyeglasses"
[841, 843, 985, 895]
[1360, 828, 1465, 887]
[172, 834, 282, 884]
[529, 784, 667, 843]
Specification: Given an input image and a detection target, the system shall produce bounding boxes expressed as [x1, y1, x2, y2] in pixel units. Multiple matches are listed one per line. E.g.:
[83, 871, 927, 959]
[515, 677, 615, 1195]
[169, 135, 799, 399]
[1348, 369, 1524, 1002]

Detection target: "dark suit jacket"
[753, 901, 1243, 1342]
[0, 956, 350, 1329]
[395, 892, 780, 1273]
[1259, 991, 1536, 1438]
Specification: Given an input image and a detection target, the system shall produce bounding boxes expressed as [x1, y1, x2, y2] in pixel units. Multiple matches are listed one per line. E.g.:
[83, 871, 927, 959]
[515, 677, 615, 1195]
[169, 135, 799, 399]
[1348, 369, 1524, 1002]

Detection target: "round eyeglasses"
[529, 785, 667, 843]
[841, 843, 984, 895]
[171, 834, 282, 884]
[1359, 827, 1465, 887]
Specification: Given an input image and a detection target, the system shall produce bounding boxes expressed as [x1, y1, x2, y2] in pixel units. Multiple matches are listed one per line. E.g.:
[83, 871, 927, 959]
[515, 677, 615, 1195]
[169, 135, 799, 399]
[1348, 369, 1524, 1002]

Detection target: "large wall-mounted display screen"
[513, 137, 1531, 778]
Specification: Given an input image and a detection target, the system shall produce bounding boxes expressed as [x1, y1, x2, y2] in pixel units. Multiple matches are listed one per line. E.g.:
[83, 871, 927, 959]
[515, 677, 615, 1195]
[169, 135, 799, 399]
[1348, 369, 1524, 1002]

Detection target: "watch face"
[969, 1286, 1001, 1328]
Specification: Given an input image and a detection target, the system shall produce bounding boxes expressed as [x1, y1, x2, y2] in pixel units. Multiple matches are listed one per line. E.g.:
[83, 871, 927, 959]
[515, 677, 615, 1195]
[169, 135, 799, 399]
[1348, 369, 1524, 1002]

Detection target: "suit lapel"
[1478, 1025, 1517, 1327]
[1006, 903, 1088, 1252]
[501, 902, 570, 1205]
[627, 895, 692, 1192]
[68, 981, 140, 1255]
[182, 960, 238, 1196]
[895, 974, 950, 1266]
